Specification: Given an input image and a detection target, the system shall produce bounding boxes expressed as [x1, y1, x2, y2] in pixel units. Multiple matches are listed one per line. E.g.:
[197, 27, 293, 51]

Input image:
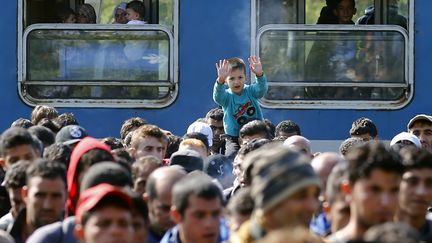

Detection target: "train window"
[252, 0, 412, 109]
[18, 0, 178, 108]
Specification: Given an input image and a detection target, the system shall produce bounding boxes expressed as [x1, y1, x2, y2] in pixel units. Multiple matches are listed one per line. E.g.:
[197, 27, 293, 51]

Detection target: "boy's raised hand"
[216, 59, 231, 84]
[248, 56, 263, 77]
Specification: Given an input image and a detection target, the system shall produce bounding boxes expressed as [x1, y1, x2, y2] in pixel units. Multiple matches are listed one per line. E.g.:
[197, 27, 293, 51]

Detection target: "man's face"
[351, 169, 401, 228]
[7, 187, 25, 218]
[226, 68, 246, 95]
[177, 195, 222, 243]
[133, 163, 160, 196]
[399, 168, 432, 217]
[409, 122, 432, 152]
[24, 176, 67, 228]
[266, 185, 320, 228]
[132, 212, 148, 243]
[81, 206, 133, 243]
[333, 0, 356, 24]
[148, 182, 174, 234]
[133, 137, 166, 161]
[4, 144, 39, 168]
[207, 118, 224, 150]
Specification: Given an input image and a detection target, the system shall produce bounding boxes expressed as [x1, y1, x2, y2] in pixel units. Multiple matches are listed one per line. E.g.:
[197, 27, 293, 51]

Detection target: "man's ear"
[171, 207, 182, 224]
[74, 224, 84, 241]
[341, 180, 352, 195]
[127, 147, 136, 158]
[21, 186, 29, 204]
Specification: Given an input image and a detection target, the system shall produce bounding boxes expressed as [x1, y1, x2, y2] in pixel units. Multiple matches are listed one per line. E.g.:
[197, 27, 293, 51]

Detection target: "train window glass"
[19, 0, 178, 107]
[257, 0, 299, 27]
[253, 0, 412, 109]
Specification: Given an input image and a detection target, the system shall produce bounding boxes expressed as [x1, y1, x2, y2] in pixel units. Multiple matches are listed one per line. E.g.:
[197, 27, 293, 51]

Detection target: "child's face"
[126, 8, 139, 21]
[115, 9, 128, 24]
[226, 68, 246, 95]
[65, 14, 76, 23]
[334, 0, 356, 24]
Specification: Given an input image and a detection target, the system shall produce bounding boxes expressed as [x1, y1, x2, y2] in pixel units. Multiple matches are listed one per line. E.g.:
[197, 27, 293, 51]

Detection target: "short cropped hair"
[325, 162, 348, 204]
[0, 127, 39, 157]
[239, 120, 271, 139]
[43, 143, 72, 168]
[120, 117, 147, 141]
[275, 120, 301, 137]
[349, 117, 378, 138]
[55, 112, 79, 129]
[345, 142, 404, 184]
[126, 0, 145, 19]
[205, 108, 223, 121]
[4, 160, 30, 189]
[227, 57, 246, 75]
[399, 146, 432, 170]
[172, 174, 223, 216]
[26, 159, 67, 186]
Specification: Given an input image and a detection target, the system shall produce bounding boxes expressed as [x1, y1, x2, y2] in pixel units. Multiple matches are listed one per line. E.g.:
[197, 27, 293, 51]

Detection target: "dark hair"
[346, 142, 404, 184]
[101, 137, 124, 150]
[0, 127, 39, 157]
[263, 119, 275, 139]
[172, 174, 223, 215]
[130, 124, 168, 149]
[76, 149, 115, 177]
[126, 0, 145, 20]
[120, 117, 147, 140]
[326, 162, 348, 204]
[399, 146, 432, 170]
[112, 148, 135, 165]
[239, 120, 271, 140]
[55, 112, 79, 129]
[206, 108, 224, 121]
[10, 118, 33, 129]
[165, 134, 182, 159]
[227, 187, 254, 216]
[275, 120, 301, 137]
[28, 125, 55, 148]
[55, 6, 75, 23]
[43, 143, 72, 169]
[130, 191, 149, 222]
[26, 159, 67, 186]
[183, 132, 209, 151]
[349, 117, 378, 138]
[364, 222, 420, 243]
[4, 160, 30, 189]
[80, 162, 133, 192]
[31, 105, 58, 125]
[37, 118, 60, 134]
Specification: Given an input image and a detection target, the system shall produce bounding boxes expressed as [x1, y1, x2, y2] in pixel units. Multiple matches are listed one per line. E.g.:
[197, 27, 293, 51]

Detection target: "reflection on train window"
[254, 0, 411, 108]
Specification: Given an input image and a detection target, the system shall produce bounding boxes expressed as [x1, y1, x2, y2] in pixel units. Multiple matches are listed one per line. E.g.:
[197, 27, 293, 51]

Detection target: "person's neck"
[396, 210, 426, 230]
[335, 218, 368, 241]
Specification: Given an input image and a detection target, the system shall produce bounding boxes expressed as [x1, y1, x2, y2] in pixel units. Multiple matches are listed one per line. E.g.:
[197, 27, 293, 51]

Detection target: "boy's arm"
[248, 56, 268, 98]
[213, 81, 229, 107]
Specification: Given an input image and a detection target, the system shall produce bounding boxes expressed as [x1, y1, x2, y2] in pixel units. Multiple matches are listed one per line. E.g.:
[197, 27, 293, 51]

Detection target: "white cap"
[390, 132, 421, 148]
[187, 122, 213, 147]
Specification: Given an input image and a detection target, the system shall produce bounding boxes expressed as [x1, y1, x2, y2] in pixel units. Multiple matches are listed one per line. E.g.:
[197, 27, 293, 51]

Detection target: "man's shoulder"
[160, 225, 181, 243]
[26, 216, 76, 243]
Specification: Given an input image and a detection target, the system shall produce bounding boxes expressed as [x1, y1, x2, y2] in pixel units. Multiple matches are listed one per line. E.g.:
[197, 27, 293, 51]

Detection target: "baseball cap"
[76, 183, 132, 224]
[407, 114, 432, 130]
[169, 149, 204, 173]
[56, 125, 88, 145]
[390, 132, 421, 148]
[187, 122, 213, 147]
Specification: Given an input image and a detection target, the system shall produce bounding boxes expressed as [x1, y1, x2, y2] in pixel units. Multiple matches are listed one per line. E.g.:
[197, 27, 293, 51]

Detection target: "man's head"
[345, 142, 404, 229]
[398, 146, 432, 220]
[132, 156, 162, 195]
[250, 145, 321, 230]
[205, 108, 225, 151]
[75, 184, 134, 243]
[407, 114, 432, 153]
[3, 160, 30, 218]
[23, 159, 67, 231]
[145, 166, 186, 237]
[332, 0, 356, 24]
[226, 57, 247, 95]
[349, 117, 378, 141]
[239, 120, 272, 146]
[120, 117, 147, 141]
[311, 152, 343, 197]
[226, 187, 254, 232]
[31, 105, 58, 125]
[179, 138, 208, 159]
[283, 135, 313, 158]
[171, 173, 223, 243]
[129, 124, 168, 161]
[275, 120, 301, 139]
[0, 127, 41, 169]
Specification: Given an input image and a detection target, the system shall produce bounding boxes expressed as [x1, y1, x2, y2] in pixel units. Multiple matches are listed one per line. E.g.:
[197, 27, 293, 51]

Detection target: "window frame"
[17, 0, 179, 108]
[251, 0, 414, 110]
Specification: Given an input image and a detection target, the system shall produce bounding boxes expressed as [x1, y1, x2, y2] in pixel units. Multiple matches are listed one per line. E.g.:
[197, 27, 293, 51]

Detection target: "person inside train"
[113, 2, 128, 24]
[76, 3, 97, 24]
[126, 0, 146, 25]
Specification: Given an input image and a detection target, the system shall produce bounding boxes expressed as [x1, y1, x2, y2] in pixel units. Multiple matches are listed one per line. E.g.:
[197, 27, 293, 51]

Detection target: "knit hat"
[76, 183, 131, 224]
[187, 122, 213, 147]
[249, 145, 321, 214]
[169, 149, 203, 173]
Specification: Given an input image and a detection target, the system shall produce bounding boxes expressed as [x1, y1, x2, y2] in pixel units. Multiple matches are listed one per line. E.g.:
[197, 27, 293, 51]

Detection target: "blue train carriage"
[4, 0, 428, 151]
